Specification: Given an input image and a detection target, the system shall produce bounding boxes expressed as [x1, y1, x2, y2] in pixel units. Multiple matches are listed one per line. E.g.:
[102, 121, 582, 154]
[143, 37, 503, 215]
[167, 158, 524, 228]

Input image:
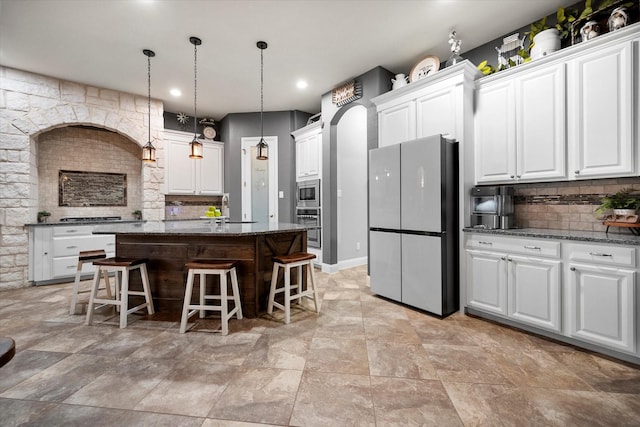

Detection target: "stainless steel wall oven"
[296, 207, 321, 248]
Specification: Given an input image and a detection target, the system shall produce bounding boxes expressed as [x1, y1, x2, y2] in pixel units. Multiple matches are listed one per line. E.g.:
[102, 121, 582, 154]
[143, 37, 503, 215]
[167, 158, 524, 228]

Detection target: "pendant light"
[142, 49, 156, 162]
[256, 41, 268, 160]
[189, 36, 203, 159]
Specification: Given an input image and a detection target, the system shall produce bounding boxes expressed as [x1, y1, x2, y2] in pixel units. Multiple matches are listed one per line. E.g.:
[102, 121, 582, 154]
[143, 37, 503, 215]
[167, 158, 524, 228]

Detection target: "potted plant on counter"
[37, 211, 51, 223]
[132, 210, 142, 221]
[595, 187, 640, 217]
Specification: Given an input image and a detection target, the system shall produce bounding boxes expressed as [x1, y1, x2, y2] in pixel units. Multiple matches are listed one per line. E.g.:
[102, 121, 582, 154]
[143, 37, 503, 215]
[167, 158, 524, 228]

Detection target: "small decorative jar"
[608, 7, 628, 32]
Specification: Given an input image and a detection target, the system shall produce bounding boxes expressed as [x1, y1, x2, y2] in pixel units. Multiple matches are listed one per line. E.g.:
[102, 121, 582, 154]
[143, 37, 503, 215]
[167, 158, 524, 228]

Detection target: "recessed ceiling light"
[170, 88, 182, 97]
[296, 80, 308, 89]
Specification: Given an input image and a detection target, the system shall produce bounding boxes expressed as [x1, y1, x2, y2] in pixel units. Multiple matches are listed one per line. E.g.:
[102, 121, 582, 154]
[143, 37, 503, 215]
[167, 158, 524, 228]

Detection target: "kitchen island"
[93, 220, 308, 318]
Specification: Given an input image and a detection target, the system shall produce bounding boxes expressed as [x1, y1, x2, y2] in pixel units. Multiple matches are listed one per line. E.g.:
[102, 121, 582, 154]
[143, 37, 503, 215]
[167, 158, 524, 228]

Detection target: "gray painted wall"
[321, 66, 395, 266]
[218, 110, 311, 223]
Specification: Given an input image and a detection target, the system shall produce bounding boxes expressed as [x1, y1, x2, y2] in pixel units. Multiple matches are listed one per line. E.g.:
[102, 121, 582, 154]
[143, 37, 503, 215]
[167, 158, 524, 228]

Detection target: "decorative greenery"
[595, 188, 640, 215]
[37, 210, 51, 223]
[478, 0, 635, 78]
[132, 210, 142, 220]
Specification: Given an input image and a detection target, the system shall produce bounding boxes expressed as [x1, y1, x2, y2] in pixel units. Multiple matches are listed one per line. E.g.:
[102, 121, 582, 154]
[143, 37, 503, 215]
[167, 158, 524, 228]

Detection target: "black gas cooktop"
[59, 216, 122, 222]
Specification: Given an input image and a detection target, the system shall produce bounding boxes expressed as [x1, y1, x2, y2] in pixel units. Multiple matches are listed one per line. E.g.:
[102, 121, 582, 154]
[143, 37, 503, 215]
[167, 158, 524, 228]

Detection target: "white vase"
[613, 209, 637, 216]
[531, 29, 561, 60]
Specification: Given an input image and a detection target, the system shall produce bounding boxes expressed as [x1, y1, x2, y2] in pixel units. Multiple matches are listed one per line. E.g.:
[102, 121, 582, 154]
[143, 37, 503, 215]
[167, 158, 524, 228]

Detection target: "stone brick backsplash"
[514, 177, 640, 233]
[38, 127, 142, 221]
[164, 195, 223, 219]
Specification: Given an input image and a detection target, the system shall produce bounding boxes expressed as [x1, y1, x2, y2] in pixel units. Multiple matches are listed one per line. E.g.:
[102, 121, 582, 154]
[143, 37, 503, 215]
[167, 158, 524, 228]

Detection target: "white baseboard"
[318, 256, 367, 274]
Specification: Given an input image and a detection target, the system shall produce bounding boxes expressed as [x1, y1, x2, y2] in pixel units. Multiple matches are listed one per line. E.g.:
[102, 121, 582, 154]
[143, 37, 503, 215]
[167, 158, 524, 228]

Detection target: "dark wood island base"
[94, 221, 308, 318]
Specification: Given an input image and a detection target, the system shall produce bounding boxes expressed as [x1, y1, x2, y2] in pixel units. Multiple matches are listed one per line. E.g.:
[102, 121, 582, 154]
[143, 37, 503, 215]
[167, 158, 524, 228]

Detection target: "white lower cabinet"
[508, 255, 561, 332]
[466, 233, 639, 359]
[466, 238, 561, 332]
[565, 242, 636, 354]
[466, 249, 507, 315]
[29, 224, 115, 284]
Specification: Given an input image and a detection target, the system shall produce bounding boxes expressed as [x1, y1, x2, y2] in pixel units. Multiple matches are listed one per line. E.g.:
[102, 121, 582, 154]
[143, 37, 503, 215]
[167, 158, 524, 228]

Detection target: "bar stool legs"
[180, 260, 242, 335]
[85, 257, 154, 328]
[268, 252, 319, 324]
[70, 250, 110, 315]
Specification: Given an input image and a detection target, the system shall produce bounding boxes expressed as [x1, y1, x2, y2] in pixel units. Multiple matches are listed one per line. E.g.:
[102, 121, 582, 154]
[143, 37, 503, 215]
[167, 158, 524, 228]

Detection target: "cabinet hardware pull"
[589, 252, 612, 257]
[524, 245, 541, 250]
[516, 175, 521, 178]
[507, 258, 512, 262]
[501, 257, 506, 260]
[510, 175, 515, 179]
[67, 265, 75, 269]
[574, 170, 580, 174]
[570, 267, 576, 271]
[66, 245, 78, 249]
[66, 230, 78, 233]
[478, 241, 493, 245]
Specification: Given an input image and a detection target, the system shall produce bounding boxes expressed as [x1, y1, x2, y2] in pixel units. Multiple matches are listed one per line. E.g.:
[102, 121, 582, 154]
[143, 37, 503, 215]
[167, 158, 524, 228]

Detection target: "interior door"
[241, 136, 278, 222]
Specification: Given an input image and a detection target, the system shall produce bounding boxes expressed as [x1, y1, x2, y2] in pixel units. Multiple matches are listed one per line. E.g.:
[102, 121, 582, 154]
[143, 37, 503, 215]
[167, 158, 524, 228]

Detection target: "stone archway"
[0, 66, 165, 289]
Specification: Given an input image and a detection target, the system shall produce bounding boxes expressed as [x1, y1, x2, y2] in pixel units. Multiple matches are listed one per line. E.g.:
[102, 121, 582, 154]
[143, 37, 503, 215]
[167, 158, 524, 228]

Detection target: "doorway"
[241, 136, 278, 222]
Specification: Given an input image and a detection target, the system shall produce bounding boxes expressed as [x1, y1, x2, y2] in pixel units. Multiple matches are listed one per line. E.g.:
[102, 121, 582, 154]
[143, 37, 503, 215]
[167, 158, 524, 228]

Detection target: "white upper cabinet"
[568, 41, 634, 179]
[199, 143, 224, 195]
[475, 62, 566, 184]
[164, 129, 225, 195]
[378, 102, 416, 147]
[292, 121, 322, 181]
[372, 61, 479, 148]
[474, 80, 517, 183]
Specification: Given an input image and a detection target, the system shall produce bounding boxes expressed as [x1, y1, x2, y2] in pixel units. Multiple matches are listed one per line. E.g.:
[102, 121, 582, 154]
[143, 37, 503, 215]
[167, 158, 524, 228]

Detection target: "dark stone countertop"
[92, 219, 309, 237]
[25, 220, 144, 227]
[463, 227, 640, 246]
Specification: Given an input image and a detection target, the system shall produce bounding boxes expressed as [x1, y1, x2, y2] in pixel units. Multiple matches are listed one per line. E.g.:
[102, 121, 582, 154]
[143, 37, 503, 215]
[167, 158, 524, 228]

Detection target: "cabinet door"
[475, 81, 516, 184]
[166, 139, 196, 194]
[567, 263, 635, 354]
[466, 249, 508, 315]
[199, 143, 224, 195]
[568, 41, 633, 179]
[508, 255, 561, 332]
[416, 87, 456, 140]
[378, 102, 416, 147]
[370, 231, 402, 302]
[516, 63, 566, 181]
[30, 227, 53, 282]
[402, 234, 442, 315]
[369, 144, 400, 229]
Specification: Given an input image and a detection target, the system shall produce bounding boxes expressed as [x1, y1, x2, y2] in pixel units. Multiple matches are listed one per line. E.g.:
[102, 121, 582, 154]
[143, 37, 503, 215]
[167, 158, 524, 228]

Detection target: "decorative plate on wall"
[409, 55, 440, 82]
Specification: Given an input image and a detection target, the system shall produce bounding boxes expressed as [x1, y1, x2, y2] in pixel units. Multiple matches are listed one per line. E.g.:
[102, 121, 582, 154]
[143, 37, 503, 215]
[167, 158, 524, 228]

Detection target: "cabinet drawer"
[467, 234, 560, 258]
[566, 243, 635, 267]
[52, 225, 93, 237]
[52, 257, 102, 278]
[53, 235, 115, 257]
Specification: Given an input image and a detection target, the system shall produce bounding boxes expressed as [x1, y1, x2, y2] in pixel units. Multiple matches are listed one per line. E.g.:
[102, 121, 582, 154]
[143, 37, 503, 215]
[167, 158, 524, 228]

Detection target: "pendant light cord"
[260, 45, 264, 139]
[193, 42, 198, 137]
[147, 54, 151, 144]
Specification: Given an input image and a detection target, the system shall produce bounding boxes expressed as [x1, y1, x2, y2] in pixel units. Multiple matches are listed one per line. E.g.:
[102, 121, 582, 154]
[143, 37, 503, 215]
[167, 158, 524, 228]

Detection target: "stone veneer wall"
[514, 177, 640, 233]
[0, 66, 165, 290]
[38, 127, 143, 220]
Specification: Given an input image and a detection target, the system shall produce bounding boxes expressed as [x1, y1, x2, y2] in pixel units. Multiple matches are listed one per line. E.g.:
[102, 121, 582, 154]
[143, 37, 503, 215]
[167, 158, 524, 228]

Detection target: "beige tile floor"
[1, 265, 639, 426]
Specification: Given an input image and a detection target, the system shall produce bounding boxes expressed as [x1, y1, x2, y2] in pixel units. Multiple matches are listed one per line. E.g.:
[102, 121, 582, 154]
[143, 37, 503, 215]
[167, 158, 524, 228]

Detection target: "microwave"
[470, 186, 514, 229]
[297, 179, 320, 208]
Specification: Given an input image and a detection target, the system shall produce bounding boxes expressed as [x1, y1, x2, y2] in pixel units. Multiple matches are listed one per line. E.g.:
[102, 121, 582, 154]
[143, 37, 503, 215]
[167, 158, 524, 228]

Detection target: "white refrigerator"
[369, 134, 459, 317]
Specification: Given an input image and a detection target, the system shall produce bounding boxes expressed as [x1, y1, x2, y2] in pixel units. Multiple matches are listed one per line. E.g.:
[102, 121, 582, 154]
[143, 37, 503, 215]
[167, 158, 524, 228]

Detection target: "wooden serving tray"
[603, 221, 640, 236]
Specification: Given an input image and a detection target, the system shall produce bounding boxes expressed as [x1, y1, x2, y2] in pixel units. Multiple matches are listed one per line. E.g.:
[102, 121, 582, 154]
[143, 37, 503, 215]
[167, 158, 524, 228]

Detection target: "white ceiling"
[0, 0, 575, 121]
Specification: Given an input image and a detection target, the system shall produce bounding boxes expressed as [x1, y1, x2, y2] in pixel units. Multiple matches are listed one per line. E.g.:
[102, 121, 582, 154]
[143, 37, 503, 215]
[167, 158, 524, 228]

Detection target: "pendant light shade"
[142, 49, 156, 163]
[189, 36, 203, 159]
[256, 41, 268, 160]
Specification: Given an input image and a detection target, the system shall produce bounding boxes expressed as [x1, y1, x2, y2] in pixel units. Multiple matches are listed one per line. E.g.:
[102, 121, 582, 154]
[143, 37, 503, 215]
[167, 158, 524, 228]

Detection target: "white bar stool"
[85, 257, 155, 328]
[267, 252, 319, 324]
[180, 260, 243, 335]
[70, 249, 110, 315]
